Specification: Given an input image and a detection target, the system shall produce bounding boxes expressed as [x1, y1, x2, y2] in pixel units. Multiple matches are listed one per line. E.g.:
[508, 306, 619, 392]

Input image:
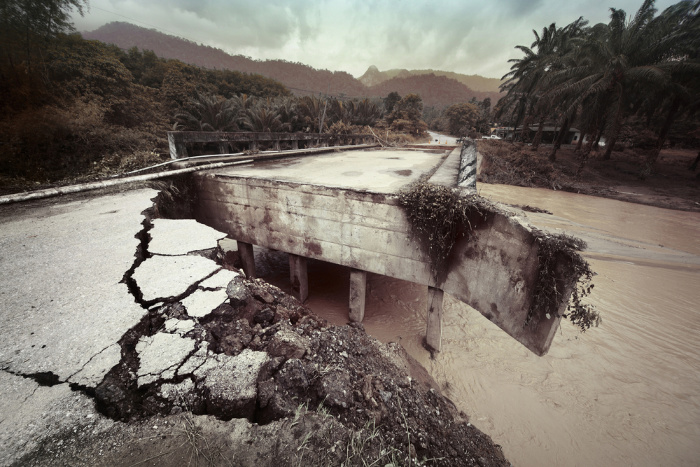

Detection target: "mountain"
[359, 66, 503, 94]
[367, 74, 500, 108]
[83, 22, 500, 107]
[82, 22, 366, 98]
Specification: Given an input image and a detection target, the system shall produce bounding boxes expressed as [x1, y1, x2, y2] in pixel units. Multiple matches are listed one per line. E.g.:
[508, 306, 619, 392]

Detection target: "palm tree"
[496, 18, 587, 156]
[350, 98, 383, 127]
[275, 96, 300, 132]
[296, 95, 326, 133]
[173, 90, 242, 132]
[242, 99, 289, 132]
[327, 98, 350, 126]
[639, 0, 700, 175]
[545, 0, 697, 167]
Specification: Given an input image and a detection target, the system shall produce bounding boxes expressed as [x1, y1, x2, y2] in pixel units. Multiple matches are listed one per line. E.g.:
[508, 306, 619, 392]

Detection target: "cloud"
[72, 0, 681, 79]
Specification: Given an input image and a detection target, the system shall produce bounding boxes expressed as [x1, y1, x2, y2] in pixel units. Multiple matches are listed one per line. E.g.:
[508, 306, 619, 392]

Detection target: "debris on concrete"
[199, 268, 240, 289]
[267, 326, 311, 359]
[163, 317, 195, 336]
[132, 255, 221, 302]
[181, 288, 228, 318]
[135, 333, 196, 386]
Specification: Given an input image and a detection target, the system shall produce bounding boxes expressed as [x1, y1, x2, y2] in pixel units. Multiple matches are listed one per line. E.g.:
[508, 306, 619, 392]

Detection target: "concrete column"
[250, 141, 258, 152]
[238, 241, 256, 279]
[288, 254, 308, 303]
[291, 140, 299, 149]
[273, 139, 281, 151]
[426, 286, 444, 352]
[349, 269, 367, 322]
[167, 134, 188, 159]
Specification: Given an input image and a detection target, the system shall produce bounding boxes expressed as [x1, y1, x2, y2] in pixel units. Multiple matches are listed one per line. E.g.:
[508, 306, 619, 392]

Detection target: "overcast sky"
[71, 0, 679, 79]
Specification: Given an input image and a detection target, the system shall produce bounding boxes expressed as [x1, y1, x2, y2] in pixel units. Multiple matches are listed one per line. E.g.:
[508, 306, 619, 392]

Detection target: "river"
[253, 183, 700, 467]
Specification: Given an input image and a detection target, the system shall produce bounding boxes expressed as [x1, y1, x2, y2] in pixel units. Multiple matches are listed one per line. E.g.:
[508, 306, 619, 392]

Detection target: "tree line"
[495, 0, 699, 176]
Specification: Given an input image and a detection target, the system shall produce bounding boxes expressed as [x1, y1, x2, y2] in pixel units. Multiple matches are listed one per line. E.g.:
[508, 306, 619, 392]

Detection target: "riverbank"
[477, 140, 700, 212]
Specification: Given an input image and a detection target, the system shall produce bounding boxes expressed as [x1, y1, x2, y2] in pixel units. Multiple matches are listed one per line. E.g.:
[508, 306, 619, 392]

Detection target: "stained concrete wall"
[194, 171, 570, 356]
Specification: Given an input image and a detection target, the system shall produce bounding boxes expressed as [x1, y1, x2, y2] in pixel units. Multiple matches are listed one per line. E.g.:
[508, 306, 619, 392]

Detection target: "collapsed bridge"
[188, 140, 582, 355]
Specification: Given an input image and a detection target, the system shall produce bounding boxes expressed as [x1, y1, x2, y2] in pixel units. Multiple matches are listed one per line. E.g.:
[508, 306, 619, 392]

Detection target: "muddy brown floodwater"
[254, 182, 700, 467]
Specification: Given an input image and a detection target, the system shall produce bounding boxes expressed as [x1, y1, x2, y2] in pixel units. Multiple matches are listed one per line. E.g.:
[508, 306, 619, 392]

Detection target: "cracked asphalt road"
[0, 188, 157, 464]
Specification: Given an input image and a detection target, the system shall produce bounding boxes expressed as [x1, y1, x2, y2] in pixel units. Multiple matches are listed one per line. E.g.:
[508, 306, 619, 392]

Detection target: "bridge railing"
[167, 131, 375, 159]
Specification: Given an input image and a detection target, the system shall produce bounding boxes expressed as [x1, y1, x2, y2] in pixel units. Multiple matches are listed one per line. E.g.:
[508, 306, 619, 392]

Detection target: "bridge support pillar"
[273, 140, 281, 151]
[349, 269, 367, 322]
[238, 241, 256, 279]
[250, 141, 258, 152]
[289, 254, 308, 303]
[291, 140, 299, 150]
[426, 286, 444, 352]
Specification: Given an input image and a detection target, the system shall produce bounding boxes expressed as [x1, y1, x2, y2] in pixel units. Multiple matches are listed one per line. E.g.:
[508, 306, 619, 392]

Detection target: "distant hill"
[367, 74, 500, 108]
[359, 66, 503, 94]
[83, 22, 500, 107]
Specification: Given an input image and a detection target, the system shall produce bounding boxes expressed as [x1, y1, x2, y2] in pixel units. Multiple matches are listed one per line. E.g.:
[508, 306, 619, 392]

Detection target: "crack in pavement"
[66, 343, 120, 383]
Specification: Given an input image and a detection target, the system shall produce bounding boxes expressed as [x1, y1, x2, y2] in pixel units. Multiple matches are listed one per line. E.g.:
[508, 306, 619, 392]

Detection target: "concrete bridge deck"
[193, 145, 577, 356]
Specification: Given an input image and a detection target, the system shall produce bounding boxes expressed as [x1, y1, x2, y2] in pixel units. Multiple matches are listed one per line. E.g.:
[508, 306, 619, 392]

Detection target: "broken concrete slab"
[68, 343, 122, 387]
[0, 188, 156, 383]
[181, 288, 228, 318]
[194, 349, 269, 419]
[148, 218, 227, 256]
[199, 268, 240, 289]
[132, 255, 221, 302]
[163, 318, 196, 336]
[177, 341, 210, 376]
[135, 333, 196, 386]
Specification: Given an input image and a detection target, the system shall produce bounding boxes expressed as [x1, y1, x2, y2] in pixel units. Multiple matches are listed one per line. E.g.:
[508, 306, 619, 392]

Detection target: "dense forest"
[496, 0, 700, 176]
[83, 22, 369, 99]
[0, 1, 299, 185]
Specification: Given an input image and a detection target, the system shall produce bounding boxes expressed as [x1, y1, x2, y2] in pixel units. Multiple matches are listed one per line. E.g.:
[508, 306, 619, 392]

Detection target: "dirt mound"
[26, 269, 507, 466]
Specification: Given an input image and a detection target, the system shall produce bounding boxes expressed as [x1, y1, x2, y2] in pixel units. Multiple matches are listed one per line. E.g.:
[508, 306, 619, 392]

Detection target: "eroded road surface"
[0, 189, 156, 463]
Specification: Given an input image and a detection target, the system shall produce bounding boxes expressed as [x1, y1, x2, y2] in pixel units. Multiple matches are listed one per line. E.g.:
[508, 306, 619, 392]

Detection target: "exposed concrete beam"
[348, 270, 367, 322]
